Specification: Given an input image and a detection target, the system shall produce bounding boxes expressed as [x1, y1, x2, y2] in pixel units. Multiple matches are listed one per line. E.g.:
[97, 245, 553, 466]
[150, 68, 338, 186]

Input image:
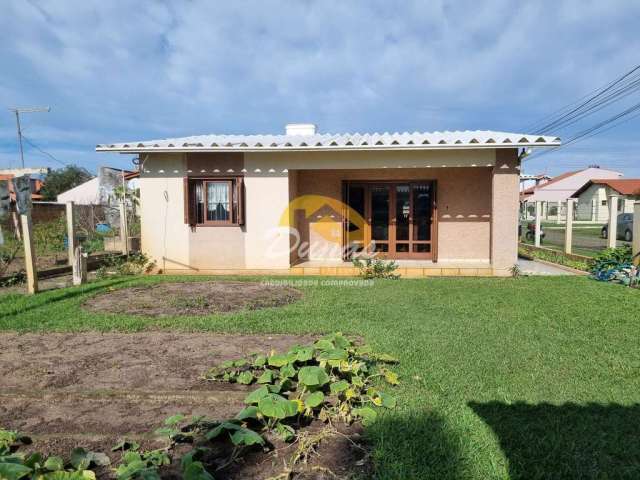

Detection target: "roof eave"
[96, 142, 561, 154]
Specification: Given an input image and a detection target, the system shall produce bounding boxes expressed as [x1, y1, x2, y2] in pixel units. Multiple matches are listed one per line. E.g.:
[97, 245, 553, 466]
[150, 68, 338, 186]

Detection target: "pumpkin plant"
[0, 429, 106, 480]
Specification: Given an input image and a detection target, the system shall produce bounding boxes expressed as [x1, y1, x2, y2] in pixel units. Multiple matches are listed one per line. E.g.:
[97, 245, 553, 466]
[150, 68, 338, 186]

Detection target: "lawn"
[2, 275, 640, 479]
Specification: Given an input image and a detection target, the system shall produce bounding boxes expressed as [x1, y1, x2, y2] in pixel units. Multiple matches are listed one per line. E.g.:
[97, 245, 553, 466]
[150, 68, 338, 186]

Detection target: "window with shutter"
[184, 177, 245, 226]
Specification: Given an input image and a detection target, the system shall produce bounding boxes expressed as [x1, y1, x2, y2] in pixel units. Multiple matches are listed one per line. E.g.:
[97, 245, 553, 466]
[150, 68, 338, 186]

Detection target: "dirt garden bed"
[0, 332, 369, 479]
[82, 281, 303, 316]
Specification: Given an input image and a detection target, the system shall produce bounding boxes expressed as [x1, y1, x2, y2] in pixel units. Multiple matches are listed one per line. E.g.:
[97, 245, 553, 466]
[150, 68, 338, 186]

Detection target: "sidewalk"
[517, 258, 578, 276]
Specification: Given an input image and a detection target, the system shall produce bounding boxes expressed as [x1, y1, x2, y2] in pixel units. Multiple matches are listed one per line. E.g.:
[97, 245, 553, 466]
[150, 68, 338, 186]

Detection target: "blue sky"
[1, 0, 639, 177]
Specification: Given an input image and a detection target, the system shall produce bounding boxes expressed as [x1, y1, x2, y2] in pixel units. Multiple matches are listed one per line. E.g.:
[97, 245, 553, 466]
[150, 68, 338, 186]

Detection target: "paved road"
[543, 229, 630, 250]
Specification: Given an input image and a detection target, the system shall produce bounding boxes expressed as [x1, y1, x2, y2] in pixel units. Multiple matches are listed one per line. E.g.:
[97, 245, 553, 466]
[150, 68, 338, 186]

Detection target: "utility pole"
[7, 106, 51, 168]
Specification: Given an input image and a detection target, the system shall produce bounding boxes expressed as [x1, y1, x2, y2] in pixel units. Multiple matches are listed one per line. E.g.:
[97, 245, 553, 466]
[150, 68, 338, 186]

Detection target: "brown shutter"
[237, 177, 245, 225]
[183, 177, 196, 225]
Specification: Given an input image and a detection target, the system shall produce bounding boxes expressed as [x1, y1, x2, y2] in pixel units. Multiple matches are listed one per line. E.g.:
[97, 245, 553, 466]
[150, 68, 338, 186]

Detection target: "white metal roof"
[96, 130, 561, 153]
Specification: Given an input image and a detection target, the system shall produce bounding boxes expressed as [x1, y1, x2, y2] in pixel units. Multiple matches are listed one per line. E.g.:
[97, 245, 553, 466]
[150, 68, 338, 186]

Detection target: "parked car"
[601, 213, 633, 242]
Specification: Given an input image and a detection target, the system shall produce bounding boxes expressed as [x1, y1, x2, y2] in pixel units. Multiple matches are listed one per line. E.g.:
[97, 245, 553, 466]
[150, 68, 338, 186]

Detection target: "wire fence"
[0, 201, 139, 279]
[519, 200, 631, 258]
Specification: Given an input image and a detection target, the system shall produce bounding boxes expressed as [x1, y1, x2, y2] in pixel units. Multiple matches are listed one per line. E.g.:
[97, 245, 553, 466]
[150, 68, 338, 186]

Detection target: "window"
[601, 200, 607, 206]
[184, 177, 244, 226]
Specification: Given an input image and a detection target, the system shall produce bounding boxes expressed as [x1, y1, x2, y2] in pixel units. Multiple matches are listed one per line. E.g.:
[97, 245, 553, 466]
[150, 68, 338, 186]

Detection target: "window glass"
[206, 182, 230, 221]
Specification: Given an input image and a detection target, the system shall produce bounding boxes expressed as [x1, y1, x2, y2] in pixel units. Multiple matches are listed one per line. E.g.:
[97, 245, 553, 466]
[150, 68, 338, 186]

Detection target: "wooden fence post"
[66, 201, 76, 266]
[72, 245, 87, 285]
[608, 195, 619, 249]
[20, 211, 38, 294]
[534, 201, 542, 247]
[119, 200, 129, 255]
[633, 201, 640, 266]
[565, 199, 574, 254]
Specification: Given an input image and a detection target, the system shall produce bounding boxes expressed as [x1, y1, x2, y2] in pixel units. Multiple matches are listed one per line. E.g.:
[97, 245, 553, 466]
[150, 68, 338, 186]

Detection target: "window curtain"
[207, 182, 230, 221]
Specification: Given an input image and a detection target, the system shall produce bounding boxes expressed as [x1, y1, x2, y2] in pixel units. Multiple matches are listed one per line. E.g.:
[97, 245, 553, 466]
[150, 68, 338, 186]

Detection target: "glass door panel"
[395, 184, 410, 253]
[411, 183, 432, 255]
[371, 185, 390, 252]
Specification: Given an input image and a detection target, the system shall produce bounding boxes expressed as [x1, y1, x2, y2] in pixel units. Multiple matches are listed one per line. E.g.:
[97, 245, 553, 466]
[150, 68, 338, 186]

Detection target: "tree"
[40, 165, 94, 201]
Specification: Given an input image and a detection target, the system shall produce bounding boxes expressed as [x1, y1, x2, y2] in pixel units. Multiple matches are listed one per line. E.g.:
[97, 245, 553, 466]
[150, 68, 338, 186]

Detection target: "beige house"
[97, 125, 560, 276]
[572, 178, 640, 223]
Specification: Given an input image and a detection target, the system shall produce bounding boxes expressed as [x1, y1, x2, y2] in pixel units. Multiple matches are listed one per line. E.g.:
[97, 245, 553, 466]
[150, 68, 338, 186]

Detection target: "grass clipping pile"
[0, 333, 399, 480]
[83, 281, 302, 316]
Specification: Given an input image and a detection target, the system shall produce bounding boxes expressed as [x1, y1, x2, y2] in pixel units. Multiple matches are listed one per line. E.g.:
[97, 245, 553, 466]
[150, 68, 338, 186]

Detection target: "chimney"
[285, 123, 317, 136]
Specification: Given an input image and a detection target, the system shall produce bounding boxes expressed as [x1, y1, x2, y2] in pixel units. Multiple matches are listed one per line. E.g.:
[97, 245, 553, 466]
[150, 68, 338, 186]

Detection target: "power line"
[523, 64, 640, 134]
[525, 100, 640, 162]
[20, 135, 68, 167]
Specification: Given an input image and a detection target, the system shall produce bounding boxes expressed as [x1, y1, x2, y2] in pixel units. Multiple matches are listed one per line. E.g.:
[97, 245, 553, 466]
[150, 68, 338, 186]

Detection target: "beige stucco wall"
[491, 149, 520, 275]
[138, 148, 520, 273]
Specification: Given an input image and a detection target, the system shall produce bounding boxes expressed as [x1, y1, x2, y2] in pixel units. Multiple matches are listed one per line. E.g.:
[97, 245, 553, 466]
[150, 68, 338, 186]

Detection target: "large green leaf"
[267, 353, 294, 367]
[329, 380, 350, 394]
[304, 391, 325, 408]
[256, 370, 274, 384]
[0, 462, 32, 480]
[352, 407, 377, 426]
[279, 364, 296, 379]
[235, 405, 259, 420]
[236, 371, 254, 385]
[182, 461, 214, 480]
[297, 366, 329, 387]
[43, 456, 64, 471]
[244, 385, 269, 404]
[289, 346, 314, 362]
[317, 349, 348, 361]
[313, 339, 334, 351]
[230, 428, 265, 446]
[204, 421, 241, 441]
[257, 394, 299, 419]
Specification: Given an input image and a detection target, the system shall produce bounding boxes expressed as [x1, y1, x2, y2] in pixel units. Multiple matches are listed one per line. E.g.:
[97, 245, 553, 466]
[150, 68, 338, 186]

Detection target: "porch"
[290, 259, 493, 277]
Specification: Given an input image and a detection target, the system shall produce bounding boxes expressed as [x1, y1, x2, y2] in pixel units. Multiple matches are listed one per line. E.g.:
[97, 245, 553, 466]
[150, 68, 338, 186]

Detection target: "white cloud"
[0, 0, 639, 173]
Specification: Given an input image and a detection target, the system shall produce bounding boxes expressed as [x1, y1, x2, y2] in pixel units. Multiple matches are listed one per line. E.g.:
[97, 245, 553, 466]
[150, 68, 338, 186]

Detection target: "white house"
[57, 168, 139, 205]
[571, 179, 640, 223]
[520, 167, 623, 222]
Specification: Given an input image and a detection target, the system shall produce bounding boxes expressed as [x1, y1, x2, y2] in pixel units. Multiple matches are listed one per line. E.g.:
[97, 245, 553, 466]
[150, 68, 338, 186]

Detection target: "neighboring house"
[97, 125, 560, 276]
[520, 167, 623, 222]
[571, 179, 640, 223]
[57, 168, 138, 205]
[0, 172, 45, 202]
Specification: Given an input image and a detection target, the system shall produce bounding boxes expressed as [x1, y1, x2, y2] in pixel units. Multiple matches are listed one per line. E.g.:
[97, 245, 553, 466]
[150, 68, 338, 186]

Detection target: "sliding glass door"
[345, 181, 436, 260]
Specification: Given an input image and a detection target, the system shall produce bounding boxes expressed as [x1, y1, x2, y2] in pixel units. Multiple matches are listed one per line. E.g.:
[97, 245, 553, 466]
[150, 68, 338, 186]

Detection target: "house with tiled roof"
[571, 178, 640, 223]
[520, 167, 623, 223]
[97, 124, 560, 276]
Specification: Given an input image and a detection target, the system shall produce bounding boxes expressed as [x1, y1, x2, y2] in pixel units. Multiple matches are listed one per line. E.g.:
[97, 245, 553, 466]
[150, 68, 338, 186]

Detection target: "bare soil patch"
[82, 281, 302, 316]
[0, 332, 368, 479]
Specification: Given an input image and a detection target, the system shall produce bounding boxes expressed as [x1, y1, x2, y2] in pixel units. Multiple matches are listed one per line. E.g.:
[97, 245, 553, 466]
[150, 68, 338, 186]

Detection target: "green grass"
[2, 275, 640, 479]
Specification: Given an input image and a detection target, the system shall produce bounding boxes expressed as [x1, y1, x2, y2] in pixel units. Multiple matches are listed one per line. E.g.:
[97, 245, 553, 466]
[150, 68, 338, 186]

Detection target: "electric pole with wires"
[7, 106, 50, 168]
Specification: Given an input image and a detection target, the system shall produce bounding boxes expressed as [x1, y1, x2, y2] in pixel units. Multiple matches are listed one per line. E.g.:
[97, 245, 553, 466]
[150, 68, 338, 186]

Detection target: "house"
[96, 125, 560, 276]
[0, 167, 49, 202]
[57, 168, 139, 205]
[520, 167, 623, 223]
[571, 179, 640, 223]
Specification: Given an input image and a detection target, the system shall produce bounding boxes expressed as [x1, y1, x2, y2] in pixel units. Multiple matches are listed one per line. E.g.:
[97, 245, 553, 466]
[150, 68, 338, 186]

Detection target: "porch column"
[608, 195, 619, 249]
[534, 201, 542, 247]
[564, 199, 575, 254]
[491, 149, 520, 275]
[633, 201, 640, 266]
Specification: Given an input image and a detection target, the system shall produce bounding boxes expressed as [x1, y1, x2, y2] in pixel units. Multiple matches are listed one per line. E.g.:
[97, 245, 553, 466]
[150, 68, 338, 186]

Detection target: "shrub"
[96, 253, 155, 279]
[352, 256, 400, 279]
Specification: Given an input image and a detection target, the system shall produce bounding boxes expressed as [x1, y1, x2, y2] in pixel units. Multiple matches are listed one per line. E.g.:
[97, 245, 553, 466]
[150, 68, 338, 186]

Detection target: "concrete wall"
[491, 149, 520, 275]
[138, 148, 519, 273]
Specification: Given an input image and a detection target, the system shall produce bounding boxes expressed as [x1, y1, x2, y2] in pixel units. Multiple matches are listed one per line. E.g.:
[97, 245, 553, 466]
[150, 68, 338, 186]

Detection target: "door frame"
[342, 179, 438, 261]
